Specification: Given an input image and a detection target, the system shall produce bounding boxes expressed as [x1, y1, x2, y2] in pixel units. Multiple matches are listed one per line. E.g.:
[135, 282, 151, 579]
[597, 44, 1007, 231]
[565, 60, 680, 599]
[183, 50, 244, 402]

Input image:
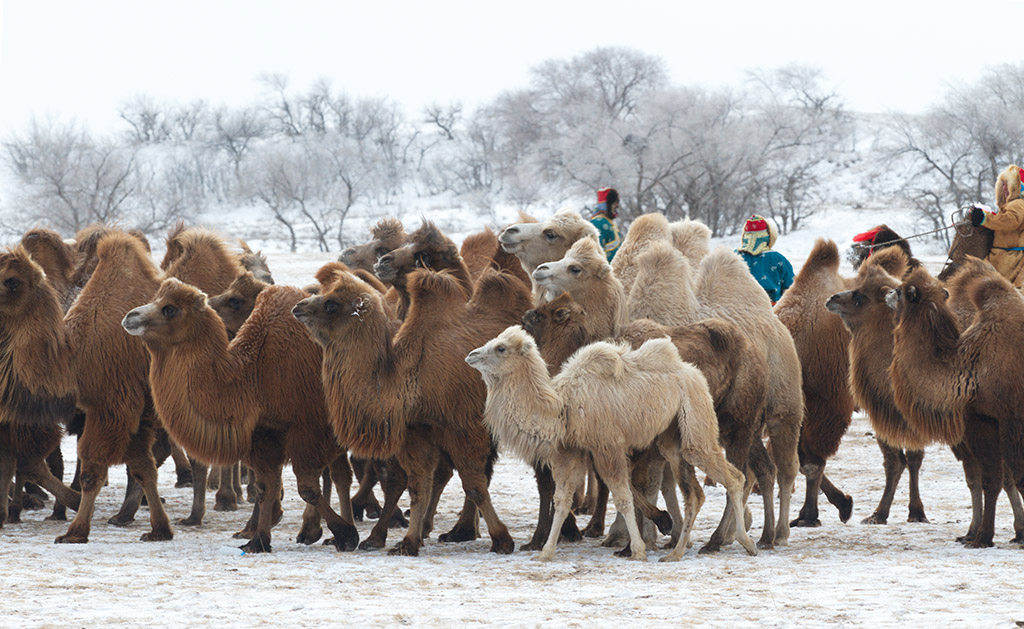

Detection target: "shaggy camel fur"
[533, 237, 629, 340]
[20, 229, 78, 311]
[0, 247, 81, 530]
[238, 241, 274, 284]
[459, 227, 532, 288]
[775, 239, 856, 527]
[294, 267, 532, 556]
[339, 217, 407, 273]
[610, 213, 711, 291]
[628, 240, 803, 548]
[209, 272, 271, 339]
[889, 261, 1024, 547]
[467, 326, 757, 561]
[124, 279, 358, 553]
[498, 207, 600, 296]
[523, 293, 773, 553]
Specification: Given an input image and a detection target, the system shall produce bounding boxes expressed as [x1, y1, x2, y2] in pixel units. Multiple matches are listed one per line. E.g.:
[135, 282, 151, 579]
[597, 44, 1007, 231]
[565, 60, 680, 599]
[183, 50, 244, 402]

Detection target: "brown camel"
[238, 241, 274, 284]
[123, 278, 359, 553]
[774, 239, 856, 527]
[498, 208, 600, 296]
[339, 217, 407, 273]
[0, 247, 81, 530]
[466, 326, 757, 561]
[293, 266, 532, 556]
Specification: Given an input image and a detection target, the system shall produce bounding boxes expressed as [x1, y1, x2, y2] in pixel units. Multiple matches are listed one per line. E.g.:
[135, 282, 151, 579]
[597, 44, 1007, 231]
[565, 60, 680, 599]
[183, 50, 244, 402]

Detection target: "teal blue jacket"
[588, 212, 621, 262]
[737, 250, 794, 303]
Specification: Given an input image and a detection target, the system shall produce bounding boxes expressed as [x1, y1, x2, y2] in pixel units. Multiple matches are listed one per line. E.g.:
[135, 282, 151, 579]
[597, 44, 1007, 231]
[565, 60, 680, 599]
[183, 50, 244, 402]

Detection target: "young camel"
[467, 326, 757, 561]
[889, 261, 1024, 547]
[124, 278, 359, 553]
[294, 267, 531, 556]
[0, 247, 81, 530]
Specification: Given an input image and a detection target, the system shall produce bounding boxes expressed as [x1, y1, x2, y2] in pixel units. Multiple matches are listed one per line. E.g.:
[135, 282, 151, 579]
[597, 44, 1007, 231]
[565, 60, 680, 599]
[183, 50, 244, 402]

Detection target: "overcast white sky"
[0, 1, 1018, 136]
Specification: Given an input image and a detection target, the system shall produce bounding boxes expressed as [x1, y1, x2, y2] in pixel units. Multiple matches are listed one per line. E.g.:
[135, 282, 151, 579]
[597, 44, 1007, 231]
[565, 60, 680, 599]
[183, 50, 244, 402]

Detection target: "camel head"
[21, 228, 76, 282]
[521, 292, 587, 353]
[339, 217, 406, 273]
[122, 278, 210, 345]
[826, 249, 905, 331]
[0, 246, 50, 318]
[374, 221, 460, 285]
[532, 237, 611, 301]
[498, 208, 600, 274]
[292, 272, 381, 346]
[238, 241, 274, 285]
[465, 324, 539, 380]
[208, 271, 269, 337]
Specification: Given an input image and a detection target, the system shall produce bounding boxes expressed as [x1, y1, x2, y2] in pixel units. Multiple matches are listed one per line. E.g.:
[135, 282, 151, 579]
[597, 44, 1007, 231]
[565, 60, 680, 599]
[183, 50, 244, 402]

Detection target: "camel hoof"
[44, 513, 68, 522]
[55, 534, 88, 544]
[22, 494, 46, 511]
[521, 540, 544, 552]
[389, 511, 409, 529]
[387, 540, 420, 556]
[214, 499, 238, 512]
[107, 515, 135, 527]
[559, 526, 583, 544]
[438, 526, 477, 543]
[175, 472, 194, 489]
[329, 527, 359, 552]
[652, 512, 673, 536]
[581, 522, 604, 538]
[627, 551, 647, 562]
[698, 542, 722, 554]
[1010, 532, 1024, 545]
[962, 538, 994, 549]
[358, 537, 386, 551]
[141, 530, 173, 542]
[837, 496, 853, 523]
[756, 539, 775, 551]
[861, 513, 888, 525]
[907, 512, 929, 524]
[489, 536, 515, 555]
[614, 543, 631, 558]
[659, 553, 682, 563]
[790, 517, 821, 528]
[232, 529, 255, 540]
[296, 529, 323, 546]
[177, 515, 203, 527]
[239, 537, 272, 553]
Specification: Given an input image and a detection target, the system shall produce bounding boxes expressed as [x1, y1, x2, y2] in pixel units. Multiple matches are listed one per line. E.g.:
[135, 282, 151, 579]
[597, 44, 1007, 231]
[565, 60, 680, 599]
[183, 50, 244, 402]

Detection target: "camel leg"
[688, 446, 756, 556]
[359, 458, 407, 551]
[660, 468, 683, 547]
[231, 462, 243, 503]
[350, 456, 382, 521]
[745, 438, 777, 550]
[107, 470, 143, 526]
[705, 430, 755, 552]
[591, 452, 645, 561]
[170, 441, 193, 488]
[9, 472, 24, 523]
[390, 431, 439, 557]
[952, 442, 984, 543]
[446, 443, 514, 555]
[0, 451, 15, 530]
[295, 463, 358, 551]
[214, 464, 239, 512]
[329, 453, 355, 526]
[1003, 468, 1024, 544]
[666, 460, 705, 559]
[905, 449, 929, 523]
[23, 457, 80, 514]
[792, 451, 825, 527]
[963, 419, 1000, 549]
[820, 473, 853, 523]
[766, 409, 800, 546]
[55, 460, 107, 544]
[537, 453, 586, 561]
[613, 451, 671, 556]
[239, 464, 283, 553]
[45, 447, 68, 521]
[178, 459, 208, 527]
[523, 463, 583, 551]
[862, 440, 906, 525]
[581, 472, 609, 538]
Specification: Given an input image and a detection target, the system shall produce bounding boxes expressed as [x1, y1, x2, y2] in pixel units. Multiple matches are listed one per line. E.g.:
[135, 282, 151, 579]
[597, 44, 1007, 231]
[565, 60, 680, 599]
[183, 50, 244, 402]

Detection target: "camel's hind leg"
[1002, 466, 1024, 544]
[863, 440, 907, 525]
[23, 457, 79, 514]
[214, 464, 239, 512]
[746, 438, 777, 549]
[0, 449, 15, 529]
[122, 430, 173, 542]
[537, 453, 586, 561]
[581, 473, 608, 538]
[390, 429, 439, 556]
[350, 456, 382, 521]
[45, 448, 68, 521]
[170, 440, 193, 488]
[445, 442, 514, 555]
[952, 442, 984, 543]
[294, 460, 358, 551]
[963, 418, 1000, 549]
[906, 448, 929, 523]
[107, 471, 143, 526]
[178, 459, 208, 527]
[765, 407, 800, 546]
[328, 453, 355, 526]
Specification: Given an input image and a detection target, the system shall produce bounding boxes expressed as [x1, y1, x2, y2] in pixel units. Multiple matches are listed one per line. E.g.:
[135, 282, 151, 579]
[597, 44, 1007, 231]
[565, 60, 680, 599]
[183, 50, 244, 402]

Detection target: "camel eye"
[374, 247, 389, 259]
[324, 300, 340, 314]
[852, 291, 864, 307]
[415, 252, 433, 268]
[3, 278, 21, 292]
[568, 265, 582, 276]
[227, 297, 243, 310]
[495, 345, 506, 354]
[162, 305, 178, 319]
[543, 230, 557, 241]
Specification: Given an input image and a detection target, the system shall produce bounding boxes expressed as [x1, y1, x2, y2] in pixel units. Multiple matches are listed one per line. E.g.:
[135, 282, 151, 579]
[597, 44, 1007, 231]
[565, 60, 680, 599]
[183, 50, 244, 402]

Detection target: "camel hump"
[865, 246, 909, 278]
[569, 341, 626, 379]
[669, 219, 711, 262]
[637, 239, 686, 271]
[629, 337, 682, 372]
[408, 268, 469, 303]
[315, 261, 352, 288]
[970, 268, 1018, 311]
[798, 239, 840, 278]
[96, 230, 150, 262]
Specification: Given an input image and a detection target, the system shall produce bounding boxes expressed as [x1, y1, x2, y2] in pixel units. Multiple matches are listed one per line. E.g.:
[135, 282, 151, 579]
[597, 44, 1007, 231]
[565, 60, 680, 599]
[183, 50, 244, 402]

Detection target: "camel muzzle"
[122, 310, 146, 336]
[884, 289, 899, 310]
[465, 349, 483, 368]
[532, 265, 553, 283]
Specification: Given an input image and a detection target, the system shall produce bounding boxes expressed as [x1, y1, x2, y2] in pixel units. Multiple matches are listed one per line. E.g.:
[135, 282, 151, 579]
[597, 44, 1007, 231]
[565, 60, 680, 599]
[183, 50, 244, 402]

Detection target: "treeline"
[3, 48, 1023, 251]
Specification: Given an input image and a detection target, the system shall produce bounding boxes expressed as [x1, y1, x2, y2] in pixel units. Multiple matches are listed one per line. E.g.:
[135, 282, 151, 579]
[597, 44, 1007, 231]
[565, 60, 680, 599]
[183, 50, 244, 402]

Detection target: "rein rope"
[848, 208, 975, 253]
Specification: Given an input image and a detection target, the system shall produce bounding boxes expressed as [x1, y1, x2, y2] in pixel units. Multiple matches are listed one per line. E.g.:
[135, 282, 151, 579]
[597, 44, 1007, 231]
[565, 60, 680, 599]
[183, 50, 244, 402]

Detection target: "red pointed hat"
[852, 227, 883, 244]
[743, 216, 769, 232]
[597, 187, 612, 203]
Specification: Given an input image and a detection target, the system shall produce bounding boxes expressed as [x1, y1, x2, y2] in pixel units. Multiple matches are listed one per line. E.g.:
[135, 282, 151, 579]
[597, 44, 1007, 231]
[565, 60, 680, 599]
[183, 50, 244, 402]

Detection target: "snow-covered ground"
[4, 206, 1012, 628]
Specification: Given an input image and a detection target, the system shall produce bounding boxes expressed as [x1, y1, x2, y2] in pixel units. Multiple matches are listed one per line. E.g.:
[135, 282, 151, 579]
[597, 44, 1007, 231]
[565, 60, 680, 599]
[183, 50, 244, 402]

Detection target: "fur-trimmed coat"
[982, 165, 1024, 286]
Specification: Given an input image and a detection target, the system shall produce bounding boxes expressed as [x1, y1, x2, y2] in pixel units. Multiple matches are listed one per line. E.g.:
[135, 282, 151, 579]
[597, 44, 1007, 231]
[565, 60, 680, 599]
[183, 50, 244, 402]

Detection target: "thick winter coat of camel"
[466, 326, 757, 561]
[523, 293, 773, 553]
[610, 213, 710, 291]
[0, 247, 81, 530]
[889, 261, 1024, 547]
[627, 239, 803, 548]
[293, 266, 532, 556]
[123, 278, 358, 553]
[774, 239, 856, 527]
[339, 217, 407, 273]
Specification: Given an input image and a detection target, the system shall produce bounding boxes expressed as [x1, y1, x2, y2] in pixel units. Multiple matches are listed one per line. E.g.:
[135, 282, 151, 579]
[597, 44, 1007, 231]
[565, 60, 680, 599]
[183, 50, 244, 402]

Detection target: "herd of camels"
[1, 206, 1023, 561]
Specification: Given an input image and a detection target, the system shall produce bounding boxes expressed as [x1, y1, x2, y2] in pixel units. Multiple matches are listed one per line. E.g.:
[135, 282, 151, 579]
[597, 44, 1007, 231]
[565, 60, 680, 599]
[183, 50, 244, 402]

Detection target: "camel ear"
[355, 292, 373, 313]
[595, 263, 612, 279]
[193, 292, 207, 311]
[554, 308, 571, 323]
[906, 285, 919, 303]
[942, 287, 949, 301]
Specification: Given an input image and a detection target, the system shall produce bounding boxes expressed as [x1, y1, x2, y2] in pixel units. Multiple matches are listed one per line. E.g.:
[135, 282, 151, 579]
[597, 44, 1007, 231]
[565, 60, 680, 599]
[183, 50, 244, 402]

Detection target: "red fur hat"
[597, 187, 612, 204]
[744, 216, 769, 233]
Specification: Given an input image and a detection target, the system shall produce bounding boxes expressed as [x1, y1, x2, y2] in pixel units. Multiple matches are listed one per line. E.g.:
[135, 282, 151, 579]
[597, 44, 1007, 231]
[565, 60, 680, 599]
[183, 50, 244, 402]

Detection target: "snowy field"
[3, 207, 1019, 628]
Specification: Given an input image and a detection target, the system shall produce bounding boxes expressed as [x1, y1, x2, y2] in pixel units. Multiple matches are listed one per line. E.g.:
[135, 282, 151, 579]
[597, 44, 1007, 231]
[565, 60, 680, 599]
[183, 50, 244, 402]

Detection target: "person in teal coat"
[736, 214, 794, 305]
[588, 187, 622, 261]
